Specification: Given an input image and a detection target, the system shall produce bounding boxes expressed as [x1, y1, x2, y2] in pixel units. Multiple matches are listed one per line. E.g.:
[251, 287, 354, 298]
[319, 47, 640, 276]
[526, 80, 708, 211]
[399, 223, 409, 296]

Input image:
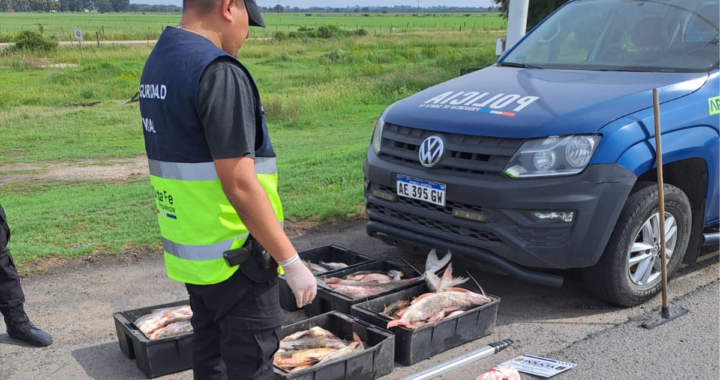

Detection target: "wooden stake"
[641, 88, 688, 329]
[652, 88, 669, 312]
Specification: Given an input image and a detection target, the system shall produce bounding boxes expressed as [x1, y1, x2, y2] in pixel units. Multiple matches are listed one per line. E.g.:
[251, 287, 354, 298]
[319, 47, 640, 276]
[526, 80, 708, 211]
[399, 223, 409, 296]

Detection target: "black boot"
[1, 305, 52, 347]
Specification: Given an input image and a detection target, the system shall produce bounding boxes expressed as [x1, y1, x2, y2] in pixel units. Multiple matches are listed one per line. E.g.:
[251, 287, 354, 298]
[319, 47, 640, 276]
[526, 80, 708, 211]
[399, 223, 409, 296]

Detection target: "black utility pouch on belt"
[223, 236, 279, 284]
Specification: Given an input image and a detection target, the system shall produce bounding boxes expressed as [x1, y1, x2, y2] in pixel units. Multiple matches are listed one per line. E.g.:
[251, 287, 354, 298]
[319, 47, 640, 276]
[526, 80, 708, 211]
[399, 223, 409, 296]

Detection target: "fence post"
[96, 31, 100, 47]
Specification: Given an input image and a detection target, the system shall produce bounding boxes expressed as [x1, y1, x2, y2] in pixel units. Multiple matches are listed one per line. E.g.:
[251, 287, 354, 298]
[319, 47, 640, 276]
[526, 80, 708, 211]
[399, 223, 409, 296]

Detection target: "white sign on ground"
[74, 26, 83, 41]
[499, 355, 576, 378]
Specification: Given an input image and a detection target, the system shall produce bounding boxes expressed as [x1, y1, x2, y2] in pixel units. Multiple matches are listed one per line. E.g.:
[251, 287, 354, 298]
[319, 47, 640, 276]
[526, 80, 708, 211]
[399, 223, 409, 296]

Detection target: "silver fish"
[319, 261, 348, 270]
[387, 291, 491, 329]
[304, 260, 329, 275]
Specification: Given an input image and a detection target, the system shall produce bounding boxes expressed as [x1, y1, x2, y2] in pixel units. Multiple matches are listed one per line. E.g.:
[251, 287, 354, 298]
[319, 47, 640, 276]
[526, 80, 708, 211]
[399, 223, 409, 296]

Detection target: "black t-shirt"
[197, 57, 257, 160]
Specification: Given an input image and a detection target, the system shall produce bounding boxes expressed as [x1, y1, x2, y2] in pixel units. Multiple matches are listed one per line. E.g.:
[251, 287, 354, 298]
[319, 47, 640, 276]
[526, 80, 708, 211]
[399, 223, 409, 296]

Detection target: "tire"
[583, 182, 692, 307]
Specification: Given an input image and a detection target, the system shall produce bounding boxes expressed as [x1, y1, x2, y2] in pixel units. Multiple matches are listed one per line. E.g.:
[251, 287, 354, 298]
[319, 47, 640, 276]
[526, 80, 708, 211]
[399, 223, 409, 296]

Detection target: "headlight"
[372, 113, 386, 155]
[504, 135, 601, 178]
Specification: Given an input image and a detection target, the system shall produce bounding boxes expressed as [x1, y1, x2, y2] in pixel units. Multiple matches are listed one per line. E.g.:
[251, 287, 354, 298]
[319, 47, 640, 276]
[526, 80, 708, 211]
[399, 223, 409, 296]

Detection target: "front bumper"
[364, 147, 637, 270]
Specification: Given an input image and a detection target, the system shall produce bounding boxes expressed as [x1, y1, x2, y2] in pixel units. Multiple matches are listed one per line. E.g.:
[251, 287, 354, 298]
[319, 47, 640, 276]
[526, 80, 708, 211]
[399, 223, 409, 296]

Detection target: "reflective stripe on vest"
[148, 157, 278, 180]
[162, 220, 285, 261]
[163, 235, 247, 261]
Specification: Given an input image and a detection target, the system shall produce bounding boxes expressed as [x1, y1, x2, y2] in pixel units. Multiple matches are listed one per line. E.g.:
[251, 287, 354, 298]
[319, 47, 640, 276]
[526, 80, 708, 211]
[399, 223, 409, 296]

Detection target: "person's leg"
[186, 286, 227, 380]
[0, 250, 25, 311]
[0, 204, 24, 310]
[218, 272, 282, 380]
[0, 204, 52, 347]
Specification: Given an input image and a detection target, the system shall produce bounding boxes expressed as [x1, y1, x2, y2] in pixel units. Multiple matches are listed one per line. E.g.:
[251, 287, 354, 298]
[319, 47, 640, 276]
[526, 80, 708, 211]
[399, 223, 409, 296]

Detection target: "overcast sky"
[132, 0, 495, 8]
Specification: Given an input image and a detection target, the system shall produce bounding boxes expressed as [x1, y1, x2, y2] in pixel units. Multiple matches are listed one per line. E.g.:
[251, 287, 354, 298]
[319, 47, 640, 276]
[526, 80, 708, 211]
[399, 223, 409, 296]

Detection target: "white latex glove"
[279, 253, 317, 308]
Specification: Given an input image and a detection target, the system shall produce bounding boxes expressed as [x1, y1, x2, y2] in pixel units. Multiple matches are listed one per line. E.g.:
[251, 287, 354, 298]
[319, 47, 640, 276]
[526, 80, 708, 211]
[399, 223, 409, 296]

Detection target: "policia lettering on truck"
[419, 91, 541, 117]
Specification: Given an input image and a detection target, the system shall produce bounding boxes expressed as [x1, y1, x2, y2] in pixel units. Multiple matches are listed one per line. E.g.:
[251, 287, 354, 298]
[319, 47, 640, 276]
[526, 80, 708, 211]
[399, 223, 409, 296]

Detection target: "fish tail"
[451, 276, 469, 287]
[425, 249, 451, 274]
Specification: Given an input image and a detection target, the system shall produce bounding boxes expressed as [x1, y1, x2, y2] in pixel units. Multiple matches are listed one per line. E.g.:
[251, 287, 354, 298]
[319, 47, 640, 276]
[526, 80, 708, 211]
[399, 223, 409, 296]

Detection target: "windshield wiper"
[596, 67, 680, 73]
[497, 62, 544, 69]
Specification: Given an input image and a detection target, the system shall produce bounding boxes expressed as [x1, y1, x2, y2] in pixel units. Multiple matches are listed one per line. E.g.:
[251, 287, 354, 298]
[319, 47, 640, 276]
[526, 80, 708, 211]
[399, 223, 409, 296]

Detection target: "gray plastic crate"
[275, 311, 395, 380]
[351, 284, 500, 366]
[305, 260, 423, 317]
[113, 300, 193, 379]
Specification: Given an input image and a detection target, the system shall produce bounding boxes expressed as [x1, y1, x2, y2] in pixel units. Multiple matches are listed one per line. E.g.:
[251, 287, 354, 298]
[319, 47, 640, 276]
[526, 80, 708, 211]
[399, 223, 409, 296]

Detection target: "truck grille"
[367, 203, 502, 243]
[379, 124, 524, 177]
[372, 185, 570, 247]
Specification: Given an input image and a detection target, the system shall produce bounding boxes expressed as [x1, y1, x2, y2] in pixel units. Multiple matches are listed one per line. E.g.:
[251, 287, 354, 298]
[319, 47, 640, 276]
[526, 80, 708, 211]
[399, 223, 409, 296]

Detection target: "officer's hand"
[278, 253, 317, 308]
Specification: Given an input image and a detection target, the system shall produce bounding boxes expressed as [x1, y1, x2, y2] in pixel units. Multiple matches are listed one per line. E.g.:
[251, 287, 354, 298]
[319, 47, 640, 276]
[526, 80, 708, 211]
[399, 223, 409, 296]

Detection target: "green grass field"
[0, 12, 506, 41]
[0, 25, 500, 270]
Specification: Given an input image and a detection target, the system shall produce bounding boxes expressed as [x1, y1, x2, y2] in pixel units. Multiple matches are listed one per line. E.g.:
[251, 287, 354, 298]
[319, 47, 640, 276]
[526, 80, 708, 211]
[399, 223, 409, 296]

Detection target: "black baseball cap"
[244, 0, 265, 28]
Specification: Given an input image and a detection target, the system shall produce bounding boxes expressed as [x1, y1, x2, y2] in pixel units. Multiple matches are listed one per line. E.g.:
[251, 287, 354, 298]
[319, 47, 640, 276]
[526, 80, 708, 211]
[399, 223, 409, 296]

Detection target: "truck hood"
[384, 67, 708, 138]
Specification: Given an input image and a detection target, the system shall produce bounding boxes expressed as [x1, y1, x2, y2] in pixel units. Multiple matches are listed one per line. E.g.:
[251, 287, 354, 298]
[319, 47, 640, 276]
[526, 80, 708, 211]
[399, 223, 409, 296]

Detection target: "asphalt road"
[0, 220, 717, 380]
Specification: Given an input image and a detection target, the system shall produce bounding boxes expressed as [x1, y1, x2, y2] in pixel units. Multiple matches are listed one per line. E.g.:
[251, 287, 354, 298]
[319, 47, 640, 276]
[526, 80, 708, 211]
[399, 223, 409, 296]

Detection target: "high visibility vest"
[139, 27, 283, 286]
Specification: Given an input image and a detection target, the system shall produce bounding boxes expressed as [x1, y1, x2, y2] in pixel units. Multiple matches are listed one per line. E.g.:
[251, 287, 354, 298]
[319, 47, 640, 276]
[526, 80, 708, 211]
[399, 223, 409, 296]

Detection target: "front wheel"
[583, 182, 692, 307]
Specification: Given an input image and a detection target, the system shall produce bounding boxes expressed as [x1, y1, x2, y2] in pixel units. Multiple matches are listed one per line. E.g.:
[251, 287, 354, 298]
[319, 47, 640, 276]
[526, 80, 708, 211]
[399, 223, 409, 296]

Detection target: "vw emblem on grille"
[418, 136, 444, 168]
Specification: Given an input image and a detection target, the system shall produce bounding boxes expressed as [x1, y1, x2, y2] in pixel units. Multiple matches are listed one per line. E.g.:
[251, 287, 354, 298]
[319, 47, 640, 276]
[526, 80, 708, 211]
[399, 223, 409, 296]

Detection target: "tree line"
[0, 0, 132, 12]
[493, 0, 570, 29]
[1, 2, 493, 14]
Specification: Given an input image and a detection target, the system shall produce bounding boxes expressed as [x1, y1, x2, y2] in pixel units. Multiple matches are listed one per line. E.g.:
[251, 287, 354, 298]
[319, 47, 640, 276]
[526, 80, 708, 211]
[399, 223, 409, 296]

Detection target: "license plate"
[396, 175, 447, 207]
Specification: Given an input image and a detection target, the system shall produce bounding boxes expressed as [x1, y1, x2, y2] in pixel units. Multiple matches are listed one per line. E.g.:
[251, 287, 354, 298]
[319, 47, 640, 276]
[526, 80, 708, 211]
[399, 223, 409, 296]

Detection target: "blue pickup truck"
[364, 0, 719, 306]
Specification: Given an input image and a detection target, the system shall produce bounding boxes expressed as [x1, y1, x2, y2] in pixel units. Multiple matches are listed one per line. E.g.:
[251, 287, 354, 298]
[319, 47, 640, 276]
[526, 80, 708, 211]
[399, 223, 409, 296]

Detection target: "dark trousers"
[0, 203, 25, 311]
[186, 268, 282, 380]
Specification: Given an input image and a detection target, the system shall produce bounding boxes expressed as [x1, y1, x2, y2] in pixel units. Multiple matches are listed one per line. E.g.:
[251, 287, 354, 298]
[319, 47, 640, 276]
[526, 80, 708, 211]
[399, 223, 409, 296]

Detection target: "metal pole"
[399, 340, 512, 380]
[505, 0, 529, 50]
[653, 88, 669, 315]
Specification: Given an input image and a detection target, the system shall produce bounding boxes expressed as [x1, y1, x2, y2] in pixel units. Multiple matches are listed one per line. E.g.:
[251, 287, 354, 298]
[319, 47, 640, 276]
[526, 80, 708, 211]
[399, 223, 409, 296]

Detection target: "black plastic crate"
[113, 300, 193, 379]
[280, 245, 375, 312]
[275, 311, 394, 380]
[304, 260, 423, 317]
[350, 284, 500, 366]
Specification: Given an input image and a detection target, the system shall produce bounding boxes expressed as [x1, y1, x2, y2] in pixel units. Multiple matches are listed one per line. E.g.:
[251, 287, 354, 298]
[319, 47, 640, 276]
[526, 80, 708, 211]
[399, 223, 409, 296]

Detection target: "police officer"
[138, 0, 317, 379]
[0, 203, 53, 347]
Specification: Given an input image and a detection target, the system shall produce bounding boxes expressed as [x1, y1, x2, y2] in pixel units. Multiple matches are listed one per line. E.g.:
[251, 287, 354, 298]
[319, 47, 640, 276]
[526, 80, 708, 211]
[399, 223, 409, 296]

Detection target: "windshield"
[502, 0, 719, 72]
